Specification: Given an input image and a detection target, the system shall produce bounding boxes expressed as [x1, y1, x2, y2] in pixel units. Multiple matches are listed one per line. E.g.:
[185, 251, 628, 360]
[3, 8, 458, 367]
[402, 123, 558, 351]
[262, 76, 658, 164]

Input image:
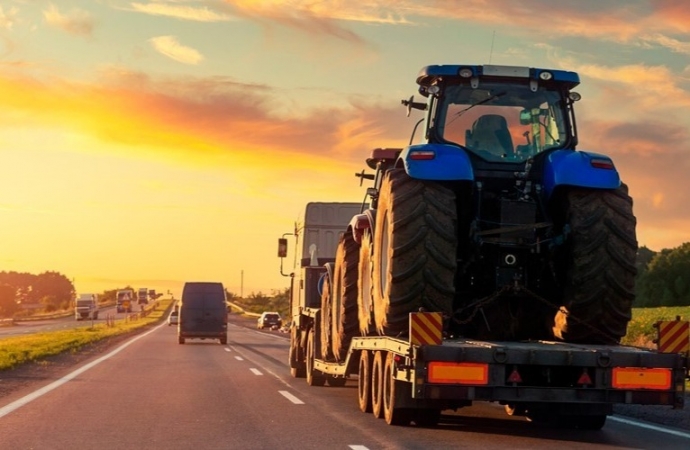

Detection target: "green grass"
[621, 306, 690, 348]
[0, 298, 173, 371]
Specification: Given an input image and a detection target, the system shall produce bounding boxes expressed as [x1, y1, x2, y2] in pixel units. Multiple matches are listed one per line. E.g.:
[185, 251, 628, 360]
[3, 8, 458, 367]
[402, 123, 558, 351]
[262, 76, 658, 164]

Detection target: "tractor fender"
[348, 209, 376, 244]
[400, 143, 474, 181]
[543, 150, 621, 198]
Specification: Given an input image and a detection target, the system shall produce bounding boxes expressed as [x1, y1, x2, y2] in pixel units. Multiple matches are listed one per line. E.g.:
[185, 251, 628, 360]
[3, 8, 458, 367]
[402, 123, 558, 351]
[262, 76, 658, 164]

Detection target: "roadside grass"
[0, 298, 173, 371]
[621, 306, 690, 348]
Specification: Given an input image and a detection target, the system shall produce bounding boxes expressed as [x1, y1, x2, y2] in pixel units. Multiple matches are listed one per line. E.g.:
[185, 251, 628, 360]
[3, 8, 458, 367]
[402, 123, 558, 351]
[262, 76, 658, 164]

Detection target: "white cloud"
[130, 2, 235, 22]
[0, 6, 18, 30]
[149, 35, 204, 65]
[43, 4, 95, 37]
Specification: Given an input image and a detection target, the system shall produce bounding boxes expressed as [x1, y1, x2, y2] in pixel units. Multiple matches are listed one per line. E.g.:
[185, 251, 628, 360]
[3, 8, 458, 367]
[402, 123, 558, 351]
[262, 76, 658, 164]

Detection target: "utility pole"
[241, 270, 244, 298]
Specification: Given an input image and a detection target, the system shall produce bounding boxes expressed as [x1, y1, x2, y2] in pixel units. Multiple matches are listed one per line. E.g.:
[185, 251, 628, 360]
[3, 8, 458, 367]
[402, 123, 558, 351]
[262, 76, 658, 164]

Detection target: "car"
[257, 312, 282, 330]
[168, 309, 179, 326]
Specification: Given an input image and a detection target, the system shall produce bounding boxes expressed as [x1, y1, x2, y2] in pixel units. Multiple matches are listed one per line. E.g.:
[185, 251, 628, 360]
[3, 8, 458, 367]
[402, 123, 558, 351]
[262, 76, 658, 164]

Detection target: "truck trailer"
[279, 64, 688, 429]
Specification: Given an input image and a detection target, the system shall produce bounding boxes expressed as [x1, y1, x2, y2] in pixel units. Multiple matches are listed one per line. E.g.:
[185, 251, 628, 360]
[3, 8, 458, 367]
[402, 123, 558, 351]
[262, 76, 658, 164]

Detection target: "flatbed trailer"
[297, 309, 687, 429]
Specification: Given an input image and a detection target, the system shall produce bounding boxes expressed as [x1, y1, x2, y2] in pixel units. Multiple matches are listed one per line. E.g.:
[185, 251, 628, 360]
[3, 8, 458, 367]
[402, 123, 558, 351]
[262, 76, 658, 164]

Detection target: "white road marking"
[224, 348, 231, 352]
[0, 322, 166, 419]
[250, 368, 263, 375]
[609, 415, 690, 439]
[279, 390, 304, 404]
[349, 446, 370, 450]
[234, 356, 244, 361]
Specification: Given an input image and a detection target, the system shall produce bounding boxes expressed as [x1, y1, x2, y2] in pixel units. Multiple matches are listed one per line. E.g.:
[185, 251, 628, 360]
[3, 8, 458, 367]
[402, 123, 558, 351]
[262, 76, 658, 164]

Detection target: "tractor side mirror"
[278, 238, 288, 258]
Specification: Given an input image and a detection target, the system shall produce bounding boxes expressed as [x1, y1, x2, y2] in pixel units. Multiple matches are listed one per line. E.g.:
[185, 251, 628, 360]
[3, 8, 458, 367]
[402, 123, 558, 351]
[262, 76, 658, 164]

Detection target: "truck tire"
[383, 351, 412, 426]
[554, 184, 637, 344]
[306, 329, 326, 387]
[358, 230, 376, 336]
[289, 329, 306, 378]
[358, 350, 373, 413]
[331, 233, 360, 361]
[371, 351, 385, 418]
[372, 169, 457, 336]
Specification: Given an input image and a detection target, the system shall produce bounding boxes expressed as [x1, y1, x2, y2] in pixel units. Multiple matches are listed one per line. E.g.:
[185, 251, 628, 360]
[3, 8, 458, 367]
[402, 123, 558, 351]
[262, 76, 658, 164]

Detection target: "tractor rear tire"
[331, 233, 360, 361]
[554, 184, 637, 344]
[358, 230, 376, 336]
[372, 169, 457, 336]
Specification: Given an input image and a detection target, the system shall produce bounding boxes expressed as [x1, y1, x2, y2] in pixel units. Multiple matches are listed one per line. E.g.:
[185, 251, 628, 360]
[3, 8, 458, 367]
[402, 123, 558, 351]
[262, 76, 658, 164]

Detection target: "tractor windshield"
[435, 82, 568, 162]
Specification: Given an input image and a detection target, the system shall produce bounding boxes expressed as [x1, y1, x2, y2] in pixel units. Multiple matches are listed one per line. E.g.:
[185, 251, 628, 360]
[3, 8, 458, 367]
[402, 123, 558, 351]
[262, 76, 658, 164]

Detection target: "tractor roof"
[416, 64, 580, 90]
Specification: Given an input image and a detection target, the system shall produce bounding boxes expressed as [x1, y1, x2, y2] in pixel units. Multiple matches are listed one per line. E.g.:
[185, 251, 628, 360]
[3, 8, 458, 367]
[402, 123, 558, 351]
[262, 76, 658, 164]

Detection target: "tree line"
[0, 271, 75, 317]
[635, 243, 690, 307]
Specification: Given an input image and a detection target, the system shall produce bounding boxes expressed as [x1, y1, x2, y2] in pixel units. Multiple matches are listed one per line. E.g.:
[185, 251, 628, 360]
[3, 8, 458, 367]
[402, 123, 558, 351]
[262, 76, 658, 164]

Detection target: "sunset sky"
[2, 1, 690, 298]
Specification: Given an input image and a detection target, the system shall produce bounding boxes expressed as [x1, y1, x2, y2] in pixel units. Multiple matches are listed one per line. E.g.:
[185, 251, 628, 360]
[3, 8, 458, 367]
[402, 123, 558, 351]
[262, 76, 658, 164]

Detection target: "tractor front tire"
[331, 233, 360, 361]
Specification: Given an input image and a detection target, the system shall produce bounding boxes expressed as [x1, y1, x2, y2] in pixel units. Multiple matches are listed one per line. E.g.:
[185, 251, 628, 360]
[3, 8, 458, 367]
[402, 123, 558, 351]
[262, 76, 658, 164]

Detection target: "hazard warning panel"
[409, 312, 443, 346]
[656, 319, 690, 355]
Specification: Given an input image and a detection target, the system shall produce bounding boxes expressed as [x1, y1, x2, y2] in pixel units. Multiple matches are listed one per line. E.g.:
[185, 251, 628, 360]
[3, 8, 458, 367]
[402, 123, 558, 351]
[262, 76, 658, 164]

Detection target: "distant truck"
[137, 288, 148, 305]
[74, 294, 99, 320]
[116, 289, 134, 313]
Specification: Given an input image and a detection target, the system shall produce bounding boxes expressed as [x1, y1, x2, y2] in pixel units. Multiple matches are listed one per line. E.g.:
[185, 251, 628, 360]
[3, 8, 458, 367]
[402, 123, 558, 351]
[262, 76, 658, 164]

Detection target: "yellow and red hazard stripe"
[656, 320, 690, 355]
[409, 312, 443, 346]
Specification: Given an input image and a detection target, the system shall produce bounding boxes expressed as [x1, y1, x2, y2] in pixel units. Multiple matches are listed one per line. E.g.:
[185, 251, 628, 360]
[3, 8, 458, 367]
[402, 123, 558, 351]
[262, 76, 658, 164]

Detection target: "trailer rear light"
[408, 150, 435, 160]
[612, 367, 672, 390]
[590, 158, 615, 169]
[427, 362, 489, 385]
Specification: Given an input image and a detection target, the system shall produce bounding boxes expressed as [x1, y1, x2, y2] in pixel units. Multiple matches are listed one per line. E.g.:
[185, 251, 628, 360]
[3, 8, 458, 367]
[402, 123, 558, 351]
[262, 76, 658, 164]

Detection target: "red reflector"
[409, 151, 435, 160]
[577, 370, 593, 386]
[507, 368, 522, 383]
[590, 158, 614, 169]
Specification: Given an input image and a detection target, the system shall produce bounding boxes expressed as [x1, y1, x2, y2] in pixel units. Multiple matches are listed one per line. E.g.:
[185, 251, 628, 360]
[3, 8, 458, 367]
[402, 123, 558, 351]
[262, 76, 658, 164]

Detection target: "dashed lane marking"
[234, 356, 244, 361]
[250, 368, 263, 375]
[279, 390, 304, 405]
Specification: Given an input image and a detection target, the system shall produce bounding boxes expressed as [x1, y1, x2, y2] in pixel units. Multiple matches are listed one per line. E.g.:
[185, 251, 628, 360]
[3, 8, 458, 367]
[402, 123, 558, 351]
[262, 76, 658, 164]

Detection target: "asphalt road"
[0, 315, 688, 449]
[0, 305, 125, 339]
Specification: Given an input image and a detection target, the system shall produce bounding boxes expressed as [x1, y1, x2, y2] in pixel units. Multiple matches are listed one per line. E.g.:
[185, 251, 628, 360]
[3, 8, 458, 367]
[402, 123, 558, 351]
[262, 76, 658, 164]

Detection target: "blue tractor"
[322, 64, 637, 357]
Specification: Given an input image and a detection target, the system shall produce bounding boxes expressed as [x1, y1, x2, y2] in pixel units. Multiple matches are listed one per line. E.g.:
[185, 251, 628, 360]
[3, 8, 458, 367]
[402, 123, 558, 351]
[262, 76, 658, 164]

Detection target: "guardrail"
[227, 301, 261, 318]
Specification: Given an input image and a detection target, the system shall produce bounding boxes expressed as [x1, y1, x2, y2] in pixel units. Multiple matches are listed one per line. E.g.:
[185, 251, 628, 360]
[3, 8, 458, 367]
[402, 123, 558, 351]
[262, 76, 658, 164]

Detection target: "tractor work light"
[539, 71, 553, 80]
[459, 67, 473, 78]
[590, 158, 615, 170]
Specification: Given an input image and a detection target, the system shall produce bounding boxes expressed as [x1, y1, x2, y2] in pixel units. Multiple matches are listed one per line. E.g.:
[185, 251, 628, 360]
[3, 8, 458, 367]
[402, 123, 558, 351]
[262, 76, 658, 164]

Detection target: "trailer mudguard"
[543, 149, 621, 198]
[400, 143, 474, 181]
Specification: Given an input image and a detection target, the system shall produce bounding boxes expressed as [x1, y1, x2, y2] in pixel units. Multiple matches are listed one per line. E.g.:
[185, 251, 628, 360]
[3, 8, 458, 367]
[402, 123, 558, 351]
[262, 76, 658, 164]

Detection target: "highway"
[0, 315, 688, 449]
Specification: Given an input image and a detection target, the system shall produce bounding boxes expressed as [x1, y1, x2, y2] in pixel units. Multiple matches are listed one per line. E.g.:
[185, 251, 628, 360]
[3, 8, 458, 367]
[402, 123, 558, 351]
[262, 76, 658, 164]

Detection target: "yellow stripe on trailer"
[409, 312, 443, 346]
[655, 319, 690, 355]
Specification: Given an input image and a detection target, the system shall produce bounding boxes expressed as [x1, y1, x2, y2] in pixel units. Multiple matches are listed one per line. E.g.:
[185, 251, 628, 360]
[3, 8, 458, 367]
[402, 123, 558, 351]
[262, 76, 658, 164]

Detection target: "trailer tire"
[331, 233, 360, 361]
[372, 169, 456, 337]
[306, 329, 326, 387]
[554, 184, 637, 344]
[358, 350, 373, 413]
[178, 337, 185, 344]
[327, 376, 347, 387]
[358, 230, 376, 336]
[371, 351, 385, 418]
[383, 351, 412, 426]
[289, 332, 306, 378]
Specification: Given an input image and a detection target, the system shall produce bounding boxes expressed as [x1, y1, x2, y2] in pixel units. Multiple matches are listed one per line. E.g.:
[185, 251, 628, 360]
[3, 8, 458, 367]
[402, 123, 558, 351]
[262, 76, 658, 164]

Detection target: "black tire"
[358, 230, 376, 336]
[331, 234, 360, 361]
[289, 330, 306, 378]
[554, 184, 637, 344]
[220, 336, 227, 345]
[372, 169, 457, 336]
[383, 352, 412, 426]
[178, 336, 185, 344]
[306, 330, 326, 387]
[358, 350, 373, 413]
[319, 275, 334, 361]
[371, 351, 384, 418]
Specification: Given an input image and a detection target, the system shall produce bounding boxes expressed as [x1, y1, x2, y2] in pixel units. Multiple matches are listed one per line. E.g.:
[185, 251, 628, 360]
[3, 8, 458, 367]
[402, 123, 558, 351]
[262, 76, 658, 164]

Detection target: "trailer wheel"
[372, 169, 456, 336]
[306, 329, 326, 387]
[383, 351, 412, 426]
[371, 351, 385, 418]
[331, 233, 360, 361]
[358, 350, 373, 413]
[220, 336, 227, 345]
[358, 230, 375, 336]
[178, 336, 185, 344]
[554, 184, 637, 344]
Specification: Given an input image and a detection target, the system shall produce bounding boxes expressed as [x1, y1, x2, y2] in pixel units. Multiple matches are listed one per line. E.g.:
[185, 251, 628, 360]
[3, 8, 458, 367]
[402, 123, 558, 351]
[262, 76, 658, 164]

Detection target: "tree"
[0, 284, 18, 317]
